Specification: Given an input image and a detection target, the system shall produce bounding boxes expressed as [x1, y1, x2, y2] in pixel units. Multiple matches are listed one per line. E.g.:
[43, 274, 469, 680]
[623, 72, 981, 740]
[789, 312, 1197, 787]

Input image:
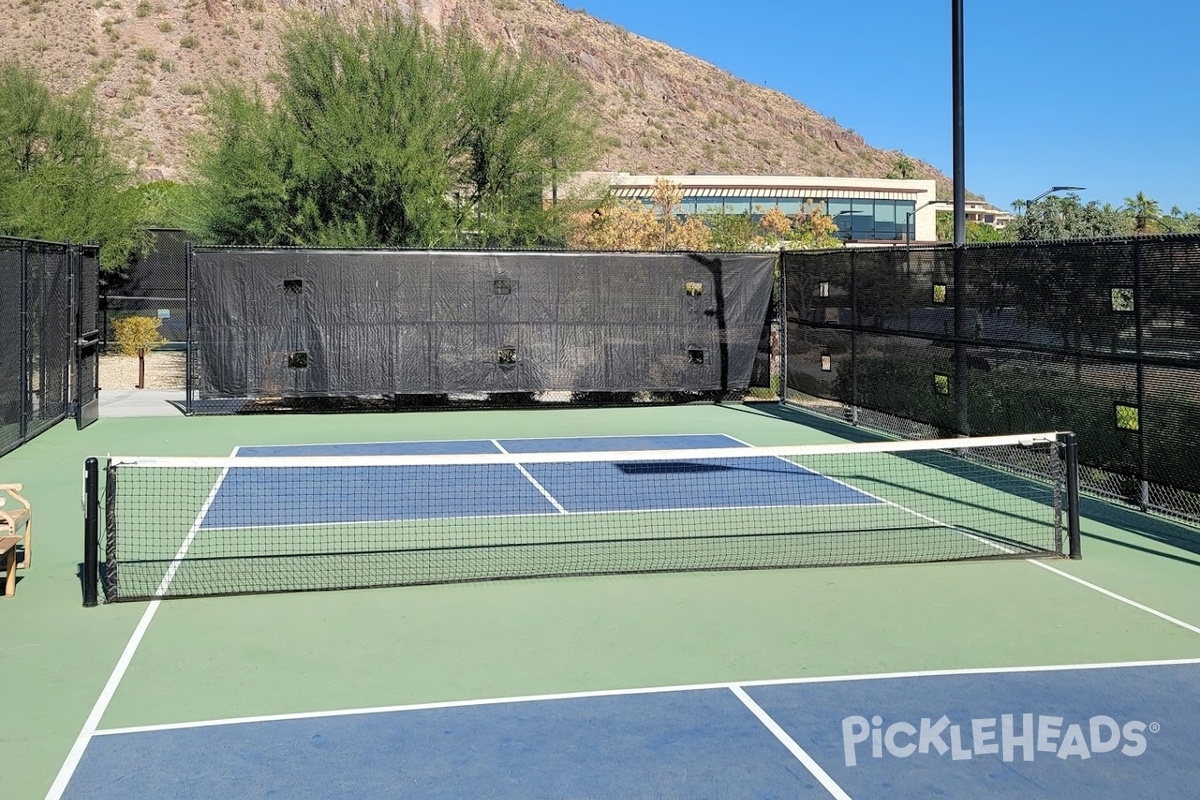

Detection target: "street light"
[1025, 186, 1086, 213]
[905, 200, 954, 246]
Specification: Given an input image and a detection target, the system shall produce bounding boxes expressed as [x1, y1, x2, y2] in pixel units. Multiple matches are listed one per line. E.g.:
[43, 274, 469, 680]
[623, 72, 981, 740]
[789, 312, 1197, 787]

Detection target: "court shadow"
[614, 460, 797, 476]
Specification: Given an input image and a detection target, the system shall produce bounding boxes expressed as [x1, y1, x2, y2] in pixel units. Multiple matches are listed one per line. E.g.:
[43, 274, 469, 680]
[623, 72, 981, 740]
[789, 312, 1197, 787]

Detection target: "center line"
[491, 440, 568, 514]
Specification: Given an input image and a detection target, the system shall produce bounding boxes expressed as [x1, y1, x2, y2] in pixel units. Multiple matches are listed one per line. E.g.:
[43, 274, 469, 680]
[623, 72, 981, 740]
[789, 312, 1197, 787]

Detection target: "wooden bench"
[0, 483, 31, 570]
[1, 536, 19, 597]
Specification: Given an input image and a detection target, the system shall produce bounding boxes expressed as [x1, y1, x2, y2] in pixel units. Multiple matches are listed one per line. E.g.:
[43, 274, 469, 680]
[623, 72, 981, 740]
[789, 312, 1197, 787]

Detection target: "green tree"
[936, 210, 953, 242]
[193, 13, 602, 248]
[886, 154, 916, 179]
[704, 211, 758, 251]
[449, 26, 598, 247]
[966, 220, 1007, 242]
[1122, 191, 1161, 233]
[133, 180, 198, 229]
[1007, 194, 1130, 240]
[932, 210, 1011, 243]
[0, 61, 145, 266]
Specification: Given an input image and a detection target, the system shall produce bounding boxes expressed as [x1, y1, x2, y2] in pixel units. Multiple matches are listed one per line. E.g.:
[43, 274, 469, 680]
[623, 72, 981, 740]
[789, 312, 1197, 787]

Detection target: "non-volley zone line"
[181, 438, 884, 529]
[89, 656, 1200, 737]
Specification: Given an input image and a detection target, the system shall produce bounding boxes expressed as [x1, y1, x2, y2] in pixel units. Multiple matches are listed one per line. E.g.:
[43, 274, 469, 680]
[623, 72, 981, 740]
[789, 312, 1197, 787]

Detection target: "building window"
[826, 198, 917, 241]
[723, 198, 752, 217]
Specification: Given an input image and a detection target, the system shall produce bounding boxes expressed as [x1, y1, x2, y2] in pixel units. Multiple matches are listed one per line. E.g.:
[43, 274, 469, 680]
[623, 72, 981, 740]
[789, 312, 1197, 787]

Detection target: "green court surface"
[4, 403, 1200, 799]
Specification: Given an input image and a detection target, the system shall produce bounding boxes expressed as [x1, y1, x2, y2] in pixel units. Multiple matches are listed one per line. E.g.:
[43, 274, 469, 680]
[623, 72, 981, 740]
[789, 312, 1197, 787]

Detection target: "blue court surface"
[200, 434, 879, 529]
[63, 659, 1200, 799]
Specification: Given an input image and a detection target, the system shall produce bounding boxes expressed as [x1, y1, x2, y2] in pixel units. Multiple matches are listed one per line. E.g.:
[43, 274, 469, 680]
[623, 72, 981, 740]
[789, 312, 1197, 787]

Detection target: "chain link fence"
[99, 228, 189, 351]
[0, 236, 98, 455]
[782, 234, 1200, 526]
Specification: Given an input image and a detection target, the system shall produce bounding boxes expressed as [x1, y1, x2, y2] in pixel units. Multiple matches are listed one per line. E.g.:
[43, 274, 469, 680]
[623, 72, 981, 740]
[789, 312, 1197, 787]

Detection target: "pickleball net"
[82, 432, 1080, 603]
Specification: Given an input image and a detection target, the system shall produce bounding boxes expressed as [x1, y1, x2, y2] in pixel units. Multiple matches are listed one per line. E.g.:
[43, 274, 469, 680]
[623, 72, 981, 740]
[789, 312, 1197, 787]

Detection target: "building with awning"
[556, 173, 943, 244]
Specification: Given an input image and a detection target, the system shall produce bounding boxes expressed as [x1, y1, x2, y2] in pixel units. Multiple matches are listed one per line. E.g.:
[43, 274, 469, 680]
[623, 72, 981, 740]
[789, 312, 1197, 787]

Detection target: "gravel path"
[99, 351, 186, 391]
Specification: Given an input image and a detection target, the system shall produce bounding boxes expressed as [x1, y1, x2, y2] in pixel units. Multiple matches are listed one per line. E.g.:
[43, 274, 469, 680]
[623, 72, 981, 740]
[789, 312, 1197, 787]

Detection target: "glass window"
[898, 200, 916, 240]
[871, 200, 898, 239]
[776, 199, 801, 215]
[693, 196, 725, 215]
[827, 198, 853, 238]
[723, 198, 752, 216]
[874, 200, 898, 224]
[826, 198, 852, 217]
[851, 200, 875, 237]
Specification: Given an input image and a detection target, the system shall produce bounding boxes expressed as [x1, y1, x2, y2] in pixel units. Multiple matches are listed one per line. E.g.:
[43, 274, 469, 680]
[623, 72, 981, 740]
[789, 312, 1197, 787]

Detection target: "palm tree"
[1122, 191, 1161, 233]
[886, 155, 916, 180]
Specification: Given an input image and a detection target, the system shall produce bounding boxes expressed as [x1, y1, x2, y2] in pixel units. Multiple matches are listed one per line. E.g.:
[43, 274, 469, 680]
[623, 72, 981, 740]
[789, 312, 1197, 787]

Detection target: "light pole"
[905, 200, 955, 247]
[1025, 185, 1086, 213]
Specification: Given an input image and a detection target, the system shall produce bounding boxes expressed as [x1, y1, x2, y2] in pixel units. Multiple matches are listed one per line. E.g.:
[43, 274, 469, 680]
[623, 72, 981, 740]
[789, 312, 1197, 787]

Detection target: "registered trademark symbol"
[1149, 722, 1161, 734]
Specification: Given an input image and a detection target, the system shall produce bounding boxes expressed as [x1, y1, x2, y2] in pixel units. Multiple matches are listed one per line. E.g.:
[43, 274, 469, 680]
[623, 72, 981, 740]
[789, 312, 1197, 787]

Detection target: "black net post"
[1063, 433, 1082, 559]
[83, 457, 99, 607]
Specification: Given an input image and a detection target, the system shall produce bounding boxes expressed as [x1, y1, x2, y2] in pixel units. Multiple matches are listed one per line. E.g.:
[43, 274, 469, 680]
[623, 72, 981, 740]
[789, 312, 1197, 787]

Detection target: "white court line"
[726, 433, 1200, 631]
[721, 434, 1008, 553]
[1027, 560, 1200, 636]
[44, 452, 239, 800]
[724, 436, 1200, 636]
[723, 438, 1200, 637]
[54, 435, 1200, 794]
[92, 656, 1200, 738]
[233, 432, 745, 452]
[729, 684, 853, 800]
[491, 439, 568, 514]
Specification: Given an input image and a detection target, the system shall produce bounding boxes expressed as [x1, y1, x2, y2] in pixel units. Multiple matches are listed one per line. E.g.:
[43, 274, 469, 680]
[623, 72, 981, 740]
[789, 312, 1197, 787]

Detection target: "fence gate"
[75, 245, 101, 429]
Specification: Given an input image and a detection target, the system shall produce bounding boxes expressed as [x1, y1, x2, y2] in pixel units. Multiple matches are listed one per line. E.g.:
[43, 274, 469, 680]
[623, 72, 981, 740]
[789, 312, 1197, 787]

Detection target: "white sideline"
[45, 450, 238, 800]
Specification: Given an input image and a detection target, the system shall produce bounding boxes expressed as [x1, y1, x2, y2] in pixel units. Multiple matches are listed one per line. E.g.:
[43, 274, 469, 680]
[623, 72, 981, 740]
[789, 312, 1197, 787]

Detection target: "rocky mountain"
[3, 0, 952, 193]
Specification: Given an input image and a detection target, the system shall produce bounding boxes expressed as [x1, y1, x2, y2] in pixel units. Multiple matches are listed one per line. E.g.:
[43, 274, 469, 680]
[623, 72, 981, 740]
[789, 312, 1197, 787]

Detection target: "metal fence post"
[953, 244, 969, 435]
[185, 241, 193, 415]
[1133, 239, 1149, 510]
[19, 240, 29, 441]
[849, 249, 859, 425]
[778, 253, 788, 405]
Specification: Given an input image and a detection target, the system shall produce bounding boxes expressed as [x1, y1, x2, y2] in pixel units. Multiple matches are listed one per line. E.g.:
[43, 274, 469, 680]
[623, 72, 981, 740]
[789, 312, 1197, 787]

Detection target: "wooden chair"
[1, 535, 18, 597]
[0, 483, 31, 570]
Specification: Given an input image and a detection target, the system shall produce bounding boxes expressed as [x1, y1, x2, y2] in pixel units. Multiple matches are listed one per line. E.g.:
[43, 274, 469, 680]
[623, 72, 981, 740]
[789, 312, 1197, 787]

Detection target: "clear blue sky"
[559, 0, 1199, 214]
